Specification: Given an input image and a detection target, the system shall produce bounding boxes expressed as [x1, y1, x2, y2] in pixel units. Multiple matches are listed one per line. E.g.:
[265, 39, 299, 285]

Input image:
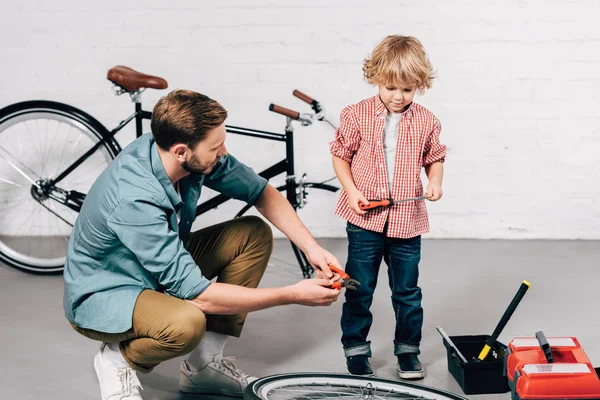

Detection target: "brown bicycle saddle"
[107, 66, 168, 92]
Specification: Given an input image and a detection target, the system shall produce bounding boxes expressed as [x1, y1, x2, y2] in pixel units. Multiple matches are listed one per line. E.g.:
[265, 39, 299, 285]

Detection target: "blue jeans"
[341, 222, 423, 357]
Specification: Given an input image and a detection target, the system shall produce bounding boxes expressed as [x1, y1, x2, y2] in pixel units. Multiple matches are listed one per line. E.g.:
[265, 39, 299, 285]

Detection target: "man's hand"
[305, 244, 343, 280]
[289, 278, 341, 306]
[189, 279, 340, 315]
[426, 183, 443, 201]
[347, 188, 368, 215]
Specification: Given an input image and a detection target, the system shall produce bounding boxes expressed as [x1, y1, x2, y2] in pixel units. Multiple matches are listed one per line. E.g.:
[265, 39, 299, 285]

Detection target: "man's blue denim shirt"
[63, 133, 267, 333]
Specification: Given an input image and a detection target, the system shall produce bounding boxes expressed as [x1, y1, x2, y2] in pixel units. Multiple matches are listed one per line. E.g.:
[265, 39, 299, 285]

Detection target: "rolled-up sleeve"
[423, 118, 447, 166]
[107, 196, 210, 300]
[203, 154, 268, 205]
[329, 106, 360, 163]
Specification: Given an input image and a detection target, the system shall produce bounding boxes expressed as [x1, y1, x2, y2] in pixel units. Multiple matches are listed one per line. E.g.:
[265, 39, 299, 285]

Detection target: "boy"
[330, 35, 446, 379]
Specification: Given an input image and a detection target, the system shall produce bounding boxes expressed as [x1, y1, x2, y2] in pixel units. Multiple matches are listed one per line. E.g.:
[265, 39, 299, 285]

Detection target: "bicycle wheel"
[245, 373, 467, 400]
[0, 100, 119, 273]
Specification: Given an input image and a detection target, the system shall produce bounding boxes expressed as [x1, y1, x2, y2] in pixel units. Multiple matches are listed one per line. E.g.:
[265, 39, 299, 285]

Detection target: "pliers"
[328, 265, 360, 291]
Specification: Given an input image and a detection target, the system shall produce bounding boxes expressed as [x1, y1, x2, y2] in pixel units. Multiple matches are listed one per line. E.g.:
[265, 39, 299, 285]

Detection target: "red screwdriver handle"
[359, 198, 392, 210]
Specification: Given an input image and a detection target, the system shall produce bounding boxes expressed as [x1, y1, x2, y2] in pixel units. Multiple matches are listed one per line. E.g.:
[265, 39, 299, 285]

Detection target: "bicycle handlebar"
[293, 89, 323, 115]
[293, 90, 316, 106]
[269, 103, 300, 120]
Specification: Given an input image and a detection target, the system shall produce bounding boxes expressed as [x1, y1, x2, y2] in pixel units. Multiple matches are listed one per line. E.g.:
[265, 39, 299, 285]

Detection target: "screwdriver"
[359, 195, 429, 211]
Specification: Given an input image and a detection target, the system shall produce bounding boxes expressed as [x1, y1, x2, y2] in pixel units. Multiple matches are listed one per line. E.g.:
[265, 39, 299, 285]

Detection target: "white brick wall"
[1, 0, 599, 239]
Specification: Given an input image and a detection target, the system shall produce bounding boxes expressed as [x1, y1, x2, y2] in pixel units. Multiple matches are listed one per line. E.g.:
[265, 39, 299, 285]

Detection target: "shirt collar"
[150, 139, 182, 209]
[374, 95, 415, 118]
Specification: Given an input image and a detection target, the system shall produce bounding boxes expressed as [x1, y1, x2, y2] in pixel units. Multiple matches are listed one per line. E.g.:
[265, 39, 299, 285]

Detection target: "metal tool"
[535, 330, 554, 363]
[327, 265, 360, 291]
[359, 195, 429, 211]
[436, 326, 469, 364]
[477, 280, 531, 361]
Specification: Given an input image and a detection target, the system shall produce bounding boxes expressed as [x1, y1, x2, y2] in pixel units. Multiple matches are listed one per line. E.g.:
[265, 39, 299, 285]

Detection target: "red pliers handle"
[327, 265, 360, 291]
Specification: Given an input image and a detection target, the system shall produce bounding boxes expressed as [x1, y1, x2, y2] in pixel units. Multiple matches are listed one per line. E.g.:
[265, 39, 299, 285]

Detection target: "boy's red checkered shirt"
[329, 95, 447, 238]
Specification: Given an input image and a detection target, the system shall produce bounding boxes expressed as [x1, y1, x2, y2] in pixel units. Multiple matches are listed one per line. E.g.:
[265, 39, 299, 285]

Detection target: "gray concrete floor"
[1, 239, 599, 400]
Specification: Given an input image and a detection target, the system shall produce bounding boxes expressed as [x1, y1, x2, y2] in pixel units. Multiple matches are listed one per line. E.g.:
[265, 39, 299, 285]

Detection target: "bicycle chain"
[34, 198, 74, 227]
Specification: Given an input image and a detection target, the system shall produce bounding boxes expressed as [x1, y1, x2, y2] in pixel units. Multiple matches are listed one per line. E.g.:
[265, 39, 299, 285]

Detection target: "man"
[63, 89, 342, 400]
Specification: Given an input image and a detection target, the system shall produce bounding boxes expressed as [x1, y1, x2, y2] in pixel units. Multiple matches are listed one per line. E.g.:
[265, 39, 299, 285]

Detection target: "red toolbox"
[505, 332, 600, 399]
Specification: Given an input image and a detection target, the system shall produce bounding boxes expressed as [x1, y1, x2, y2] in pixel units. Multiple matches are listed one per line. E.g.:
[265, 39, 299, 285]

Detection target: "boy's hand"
[426, 183, 443, 201]
[347, 189, 368, 215]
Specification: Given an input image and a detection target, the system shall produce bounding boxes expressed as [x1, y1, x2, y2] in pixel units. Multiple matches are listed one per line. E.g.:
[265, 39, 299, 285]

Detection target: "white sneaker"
[94, 343, 143, 400]
[179, 354, 257, 397]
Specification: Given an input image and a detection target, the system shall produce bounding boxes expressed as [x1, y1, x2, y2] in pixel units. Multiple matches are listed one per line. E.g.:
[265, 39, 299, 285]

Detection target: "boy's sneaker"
[179, 354, 256, 397]
[346, 355, 374, 376]
[93, 344, 143, 400]
[397, 353, 425, 380]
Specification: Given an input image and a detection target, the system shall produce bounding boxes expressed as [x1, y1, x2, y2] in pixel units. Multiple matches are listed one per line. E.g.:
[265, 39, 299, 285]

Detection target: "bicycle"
[245, 372, 467, 400]
[0, 65, 339, 276]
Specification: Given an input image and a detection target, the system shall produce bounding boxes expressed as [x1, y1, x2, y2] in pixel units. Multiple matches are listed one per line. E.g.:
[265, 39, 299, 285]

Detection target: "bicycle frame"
[48, 95, 321, 278]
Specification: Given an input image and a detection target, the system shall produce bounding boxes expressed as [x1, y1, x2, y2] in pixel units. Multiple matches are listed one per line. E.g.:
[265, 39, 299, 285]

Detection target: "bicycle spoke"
[46, 118, 61, 176]
[0, 145, 41, 181]
[16, 134, 24, 158]
[0, 200, 28, 218]
[40, 119, 48, 176]
[48, 203, 60, 256]
[40, 118, 53, 177]
[27, 119, 45, 177]
[73, 131, 82, 150]
[14, 202, 37, 238]
[26, 205, 44, 257]
[0, 201, 28, 211]
[53, 124, 74, 178]
[0, 146, 40, 187]
[0, 176, 24, 187]
[41, 118, 59, 177]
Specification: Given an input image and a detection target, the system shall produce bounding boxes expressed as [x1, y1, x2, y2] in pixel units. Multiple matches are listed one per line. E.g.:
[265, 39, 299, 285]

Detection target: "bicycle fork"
[282, 118, 315, 278]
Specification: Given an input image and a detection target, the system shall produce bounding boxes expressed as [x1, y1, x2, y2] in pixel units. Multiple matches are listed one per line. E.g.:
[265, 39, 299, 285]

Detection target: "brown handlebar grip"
[293, 90, 315, 105]
[359, 199, 392, 210]
[269, 104, 300, 120]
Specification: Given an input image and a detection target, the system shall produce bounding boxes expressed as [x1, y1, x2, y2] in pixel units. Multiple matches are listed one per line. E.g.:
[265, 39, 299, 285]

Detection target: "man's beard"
[182, 156, 218, 175]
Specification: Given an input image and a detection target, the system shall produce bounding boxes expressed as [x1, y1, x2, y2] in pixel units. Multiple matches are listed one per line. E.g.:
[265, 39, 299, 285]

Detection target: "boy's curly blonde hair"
[363, 35, 435, 94]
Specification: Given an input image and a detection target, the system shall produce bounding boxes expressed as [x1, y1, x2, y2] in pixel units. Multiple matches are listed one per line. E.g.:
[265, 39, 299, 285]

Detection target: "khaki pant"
[72, 216, 273, 372]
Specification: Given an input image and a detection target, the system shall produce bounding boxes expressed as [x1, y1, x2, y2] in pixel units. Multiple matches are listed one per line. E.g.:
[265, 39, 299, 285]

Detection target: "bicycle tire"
[0, 100, 118, 273]
[244, 372, 467, 400]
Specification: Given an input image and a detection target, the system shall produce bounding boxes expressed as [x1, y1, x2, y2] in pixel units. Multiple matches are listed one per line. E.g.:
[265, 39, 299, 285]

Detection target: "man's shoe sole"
[179, 383, 243, 398]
